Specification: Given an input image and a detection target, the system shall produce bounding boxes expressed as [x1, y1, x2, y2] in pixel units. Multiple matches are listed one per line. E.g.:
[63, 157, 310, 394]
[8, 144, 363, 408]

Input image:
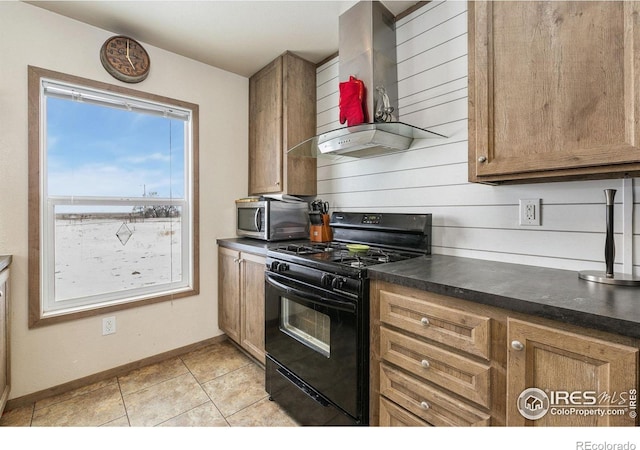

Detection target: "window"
[28, 66, 199, 327]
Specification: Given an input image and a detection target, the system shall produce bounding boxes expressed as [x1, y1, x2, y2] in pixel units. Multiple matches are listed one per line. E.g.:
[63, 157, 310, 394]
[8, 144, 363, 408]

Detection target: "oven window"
[280, 297, 330, 358]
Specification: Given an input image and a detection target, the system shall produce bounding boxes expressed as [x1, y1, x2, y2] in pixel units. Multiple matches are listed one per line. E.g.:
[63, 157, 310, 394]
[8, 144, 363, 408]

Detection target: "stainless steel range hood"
[288, 1, 446, 159]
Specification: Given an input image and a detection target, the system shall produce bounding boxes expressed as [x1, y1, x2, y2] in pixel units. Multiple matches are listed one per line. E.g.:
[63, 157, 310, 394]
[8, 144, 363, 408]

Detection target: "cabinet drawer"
[379, 289, 491, 360]
[380, 363, 490, 426]
[379, 397, 431, 427]
[380, 327, 491, 408]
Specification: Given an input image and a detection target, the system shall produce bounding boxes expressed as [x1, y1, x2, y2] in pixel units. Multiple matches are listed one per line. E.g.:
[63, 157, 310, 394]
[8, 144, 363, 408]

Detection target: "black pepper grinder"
[603, 189, 616, 278]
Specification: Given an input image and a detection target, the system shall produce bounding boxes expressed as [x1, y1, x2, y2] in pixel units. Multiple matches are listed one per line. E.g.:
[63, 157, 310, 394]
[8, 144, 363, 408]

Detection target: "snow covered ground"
[54, 217, 182, 300]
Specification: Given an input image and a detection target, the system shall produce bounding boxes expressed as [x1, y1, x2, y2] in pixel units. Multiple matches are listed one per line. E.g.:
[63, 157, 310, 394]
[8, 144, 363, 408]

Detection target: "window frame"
[28, 66, 200, 328]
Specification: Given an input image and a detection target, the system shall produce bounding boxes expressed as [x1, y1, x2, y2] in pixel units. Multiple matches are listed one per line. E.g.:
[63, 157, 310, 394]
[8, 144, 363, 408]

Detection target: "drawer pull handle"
[421, 359, 430, 368]
[511, 340, 525, 351]
[420, 317, 430, 326]
[420, 401, 430, 410]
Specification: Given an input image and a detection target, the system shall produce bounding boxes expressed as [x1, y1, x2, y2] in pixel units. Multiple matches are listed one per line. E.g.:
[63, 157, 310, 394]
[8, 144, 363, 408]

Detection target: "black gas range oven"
[264, 212, 432, 426]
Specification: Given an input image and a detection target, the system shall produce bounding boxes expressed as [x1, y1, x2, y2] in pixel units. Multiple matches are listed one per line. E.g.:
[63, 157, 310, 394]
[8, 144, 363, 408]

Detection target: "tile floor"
[0, 339, 298, 427]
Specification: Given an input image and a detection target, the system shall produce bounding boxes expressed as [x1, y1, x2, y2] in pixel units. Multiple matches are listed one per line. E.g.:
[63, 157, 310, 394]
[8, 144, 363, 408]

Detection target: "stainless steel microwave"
[236, 199, 309, 241]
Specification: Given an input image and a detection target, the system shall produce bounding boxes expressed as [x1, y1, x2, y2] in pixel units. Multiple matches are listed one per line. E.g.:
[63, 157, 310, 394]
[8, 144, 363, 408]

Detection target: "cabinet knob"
[511, 340, 525, 351]
[421, 359, 430, 368]
[478, 156, 487, 163]
[420, 317, 430, 326]
[275, 181, 280, 186]
[420, 401, 430, 410]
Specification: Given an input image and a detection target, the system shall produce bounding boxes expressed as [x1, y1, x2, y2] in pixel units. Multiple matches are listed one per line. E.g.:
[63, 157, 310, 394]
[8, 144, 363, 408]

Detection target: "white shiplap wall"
[315, 0, 639, 276]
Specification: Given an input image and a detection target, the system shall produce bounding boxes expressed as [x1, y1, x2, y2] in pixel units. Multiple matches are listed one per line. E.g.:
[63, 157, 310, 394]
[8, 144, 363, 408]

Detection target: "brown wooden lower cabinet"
[239, 252, 266, 364]
[218, 247, 266, 365]
[507, 318, 638, 427]
[380, 327, 492, 408]
[380, 363, 490, 426]
[0, 266, 9, 415]
[379, 397, 431, 427]
[370, 280, 639, 427]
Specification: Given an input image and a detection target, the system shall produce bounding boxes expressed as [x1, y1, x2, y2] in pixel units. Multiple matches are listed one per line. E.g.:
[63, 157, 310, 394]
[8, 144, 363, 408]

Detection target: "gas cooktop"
[268, 241, 418, 269]
[267, 212, 431, 276]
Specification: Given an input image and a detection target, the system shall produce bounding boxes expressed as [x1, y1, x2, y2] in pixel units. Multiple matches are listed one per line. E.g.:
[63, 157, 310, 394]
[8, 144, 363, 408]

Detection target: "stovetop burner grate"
[270, 241, 417, 269]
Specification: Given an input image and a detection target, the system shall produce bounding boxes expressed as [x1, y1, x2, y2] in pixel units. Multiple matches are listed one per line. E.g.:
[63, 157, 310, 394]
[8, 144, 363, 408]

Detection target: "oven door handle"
[266, 273, 356, 313]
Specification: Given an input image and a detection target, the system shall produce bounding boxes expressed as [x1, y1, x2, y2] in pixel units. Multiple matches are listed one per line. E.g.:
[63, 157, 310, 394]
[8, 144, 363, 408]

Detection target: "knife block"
[310, 214, 332, 242]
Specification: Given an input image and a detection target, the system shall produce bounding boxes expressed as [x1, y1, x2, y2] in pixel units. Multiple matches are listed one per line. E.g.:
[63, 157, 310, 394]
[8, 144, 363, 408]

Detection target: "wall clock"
[100, 35, 150, 83]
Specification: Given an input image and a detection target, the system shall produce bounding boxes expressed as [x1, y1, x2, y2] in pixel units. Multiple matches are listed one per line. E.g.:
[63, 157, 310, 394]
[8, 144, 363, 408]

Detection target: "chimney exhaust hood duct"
[288, 1, 446, 159]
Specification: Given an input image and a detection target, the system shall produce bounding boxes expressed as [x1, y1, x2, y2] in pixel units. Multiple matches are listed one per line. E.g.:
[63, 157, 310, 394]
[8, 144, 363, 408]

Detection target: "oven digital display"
[362, 214, 381, 225]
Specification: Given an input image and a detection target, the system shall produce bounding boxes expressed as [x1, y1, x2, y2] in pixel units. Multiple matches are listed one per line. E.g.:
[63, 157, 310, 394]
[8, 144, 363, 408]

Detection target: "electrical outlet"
[102, 316, 116, 335]
[519, 199, 541, 226]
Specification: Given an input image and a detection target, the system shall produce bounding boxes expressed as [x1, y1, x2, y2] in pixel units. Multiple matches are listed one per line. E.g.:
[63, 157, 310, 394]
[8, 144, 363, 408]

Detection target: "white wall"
[316, 0, 639, 276]
[0, 2, 248, 398]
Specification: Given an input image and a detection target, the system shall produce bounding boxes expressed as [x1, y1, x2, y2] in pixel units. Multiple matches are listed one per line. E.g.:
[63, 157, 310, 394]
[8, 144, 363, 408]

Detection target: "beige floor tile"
[0, 404, 34, 426]
[35, 377, 118, 411]
[118, 357, 189, 396]
[158, 401, 229, 427]
[226, 397, 298, 427]
[6, 339, 299, 428]
[32, 383, 125, 426]
[181, 341, 252, 384]
[202, 363, 268, 417]
[123, 372, 209, 427]
[102, 415, 131, 426]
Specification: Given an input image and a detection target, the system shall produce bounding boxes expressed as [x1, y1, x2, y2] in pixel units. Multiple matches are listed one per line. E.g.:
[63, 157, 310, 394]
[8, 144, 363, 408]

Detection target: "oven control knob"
[331, 277, 345, 289]
[270, 261, 280, 272]
[279, 263, 289, 272]
[321, 274, 334, 287]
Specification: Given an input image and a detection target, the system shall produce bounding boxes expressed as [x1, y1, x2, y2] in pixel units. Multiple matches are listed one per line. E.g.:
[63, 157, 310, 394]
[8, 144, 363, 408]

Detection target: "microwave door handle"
[254, 208, 262, 232]
[266, 274, 356, 313]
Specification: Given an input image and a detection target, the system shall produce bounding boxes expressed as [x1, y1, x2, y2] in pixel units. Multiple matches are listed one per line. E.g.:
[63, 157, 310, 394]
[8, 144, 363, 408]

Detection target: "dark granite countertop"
[369, 254, 640, 339]
[0, 255, 12, 272]
[216, 239, 639, 339]
[216, 237, 271, 256]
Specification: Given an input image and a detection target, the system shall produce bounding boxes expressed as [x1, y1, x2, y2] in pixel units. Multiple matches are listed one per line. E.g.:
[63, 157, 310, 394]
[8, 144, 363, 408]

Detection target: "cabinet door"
[218, 248, 241, 343]
[0, 268, 9, 414]
[469, 1, 640, 183]
[249, 57, 283, 195]
[282, 53, 317, 196]
[507, 318, 638, 426]
[240, 252, 266, 365]
[379, 397, 431, 427]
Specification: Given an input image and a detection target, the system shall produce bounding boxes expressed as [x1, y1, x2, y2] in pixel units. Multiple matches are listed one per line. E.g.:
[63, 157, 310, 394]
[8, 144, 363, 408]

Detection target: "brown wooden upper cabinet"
[468, 1, 640, 184]
[248, 51, 317, 196]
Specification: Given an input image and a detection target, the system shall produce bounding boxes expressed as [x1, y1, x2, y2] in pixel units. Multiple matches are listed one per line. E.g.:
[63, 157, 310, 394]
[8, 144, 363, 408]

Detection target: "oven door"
[265, 271, 361, 421]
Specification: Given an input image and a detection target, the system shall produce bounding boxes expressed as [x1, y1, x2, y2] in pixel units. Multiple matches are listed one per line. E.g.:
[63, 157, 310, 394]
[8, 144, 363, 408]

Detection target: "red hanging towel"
[339, 76, 366, 127]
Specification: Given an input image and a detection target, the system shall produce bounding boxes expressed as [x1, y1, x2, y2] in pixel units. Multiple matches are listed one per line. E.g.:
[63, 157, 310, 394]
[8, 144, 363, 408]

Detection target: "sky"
[46, 97, 186, 201]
